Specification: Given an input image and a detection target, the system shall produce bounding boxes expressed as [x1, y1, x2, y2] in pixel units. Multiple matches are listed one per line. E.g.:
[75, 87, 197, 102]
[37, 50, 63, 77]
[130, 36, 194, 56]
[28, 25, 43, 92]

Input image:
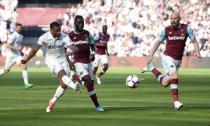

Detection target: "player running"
[93, 25, 110, 85]
[0, 23, 34, 89]
[67, 15, 104, 112]
[141, 11, 201, 110]
[21, 22, 81, 112]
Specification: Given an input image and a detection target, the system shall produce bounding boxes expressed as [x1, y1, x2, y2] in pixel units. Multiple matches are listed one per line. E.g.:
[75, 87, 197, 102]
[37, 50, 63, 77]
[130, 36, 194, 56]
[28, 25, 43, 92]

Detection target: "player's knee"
[161, 77, 170, 87]
[21, 64, 27, 70]
[82, 75, 92, 84]
[170, 72, 178, 79]
[82, 75, 94, 91]
[103, 64, 109, 72]
[4, 69, 10, 74]
[61, 84, 68, 89]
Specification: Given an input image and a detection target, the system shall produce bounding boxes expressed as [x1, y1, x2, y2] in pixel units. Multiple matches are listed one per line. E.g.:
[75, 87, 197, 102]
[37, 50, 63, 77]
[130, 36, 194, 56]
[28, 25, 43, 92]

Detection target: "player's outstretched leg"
[61, 75, 81, 92]
[20, 64, 34, 89]
[22, 70, 34, 89]
[0, 69, 9, 76]
[96, 64, 109, 85]
[93, 66, 101, 85]
[83, 75, 104, 112]
[46, 84, 66, 112]
[141, 63, 170, 87]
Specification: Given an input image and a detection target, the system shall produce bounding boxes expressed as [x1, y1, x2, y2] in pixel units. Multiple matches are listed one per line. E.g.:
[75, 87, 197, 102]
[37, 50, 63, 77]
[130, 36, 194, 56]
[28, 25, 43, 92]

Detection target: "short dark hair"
[50, 21, 60, 29]
[74, 15, 83, 21]
[16, 23, 23, 27]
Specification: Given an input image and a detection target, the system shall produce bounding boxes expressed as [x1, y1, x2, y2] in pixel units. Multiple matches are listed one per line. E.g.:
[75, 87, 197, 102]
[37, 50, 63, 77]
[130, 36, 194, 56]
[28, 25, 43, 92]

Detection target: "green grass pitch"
[0, 67, 210, 126]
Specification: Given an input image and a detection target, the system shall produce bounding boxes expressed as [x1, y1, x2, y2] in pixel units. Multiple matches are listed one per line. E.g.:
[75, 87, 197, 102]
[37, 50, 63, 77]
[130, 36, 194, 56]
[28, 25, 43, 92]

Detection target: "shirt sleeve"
[158, 29, 166, 42]
[37, 35, 45, 45]
[63, 34, 72, 47]
[7, 33, 16, 44]
[94, 33, 100, 42]
[187, 25, 196, 41]
[88, 32, 95, 45]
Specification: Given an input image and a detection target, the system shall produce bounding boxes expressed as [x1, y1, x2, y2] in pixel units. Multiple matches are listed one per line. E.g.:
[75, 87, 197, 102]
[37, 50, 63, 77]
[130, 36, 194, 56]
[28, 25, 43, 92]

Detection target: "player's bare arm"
[147, 40, 161, 64]
[90, 44, 96, 61]
[191, 39, 201, 60]
[65, 48, 75, 71]
[21, 44, 42, 64]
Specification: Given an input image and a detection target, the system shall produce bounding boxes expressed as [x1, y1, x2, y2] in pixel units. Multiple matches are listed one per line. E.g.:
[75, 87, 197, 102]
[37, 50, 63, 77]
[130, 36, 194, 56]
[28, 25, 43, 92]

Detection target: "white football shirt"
[37, 31, 71, 60]
[7, 31, 23, 56]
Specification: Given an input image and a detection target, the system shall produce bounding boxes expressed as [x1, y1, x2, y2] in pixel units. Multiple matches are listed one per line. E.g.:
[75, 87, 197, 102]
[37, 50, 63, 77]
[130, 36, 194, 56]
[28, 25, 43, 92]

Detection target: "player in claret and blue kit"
[93, 25, 110, 85]
[68, 15, 104, 112]
[141, 11, 201, 110]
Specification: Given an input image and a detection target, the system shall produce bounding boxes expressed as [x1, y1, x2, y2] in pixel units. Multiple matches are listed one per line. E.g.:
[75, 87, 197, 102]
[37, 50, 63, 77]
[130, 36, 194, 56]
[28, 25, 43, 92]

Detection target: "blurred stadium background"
[0, 1, 210, 126]
[0, 0, 209, 68]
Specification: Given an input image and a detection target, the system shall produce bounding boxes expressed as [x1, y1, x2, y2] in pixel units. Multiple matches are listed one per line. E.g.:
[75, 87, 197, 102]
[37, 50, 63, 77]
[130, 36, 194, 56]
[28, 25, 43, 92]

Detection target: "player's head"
[102, 25, 108, 34]
[50, 21, 61, 37]
[170, 11, 181, 29]
[74, 15, 84, 33]
[16, 23, 23, 33]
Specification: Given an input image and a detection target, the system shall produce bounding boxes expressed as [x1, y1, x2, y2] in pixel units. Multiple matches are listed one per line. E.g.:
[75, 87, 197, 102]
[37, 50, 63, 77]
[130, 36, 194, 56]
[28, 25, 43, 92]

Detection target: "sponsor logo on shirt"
[168, 36, 185, 40]
[73, 40, 89, 45]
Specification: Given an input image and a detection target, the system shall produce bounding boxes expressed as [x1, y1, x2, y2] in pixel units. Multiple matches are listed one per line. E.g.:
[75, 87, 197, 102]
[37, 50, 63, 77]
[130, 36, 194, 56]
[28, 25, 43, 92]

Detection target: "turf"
[0, 67, 210, 126]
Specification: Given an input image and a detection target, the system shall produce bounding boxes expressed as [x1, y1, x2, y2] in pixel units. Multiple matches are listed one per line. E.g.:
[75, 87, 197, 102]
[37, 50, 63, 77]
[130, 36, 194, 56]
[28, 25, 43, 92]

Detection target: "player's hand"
[194, 52, 202, 61]
[90, 53, 95, 61]
[21, 59, 28, 64]
[147, 55, 153, 65]
[69, 61, 76, 71]
[103, 43, 107, 48]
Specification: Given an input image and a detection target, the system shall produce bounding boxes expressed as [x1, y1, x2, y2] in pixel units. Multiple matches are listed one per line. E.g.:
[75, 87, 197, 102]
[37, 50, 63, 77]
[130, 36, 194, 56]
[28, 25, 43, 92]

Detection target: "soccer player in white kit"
[21, 22, 81, 112]
[0, 23, 34, 89]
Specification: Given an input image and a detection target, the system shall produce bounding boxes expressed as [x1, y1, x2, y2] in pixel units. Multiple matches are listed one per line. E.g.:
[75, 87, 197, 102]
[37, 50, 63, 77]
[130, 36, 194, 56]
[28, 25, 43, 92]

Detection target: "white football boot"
[46, 98, 54, 112]
[96, 106, 104, 112]
[96, 76, 102, 85]
[174, 101, 183, 110]
[141, 63, 154, 73]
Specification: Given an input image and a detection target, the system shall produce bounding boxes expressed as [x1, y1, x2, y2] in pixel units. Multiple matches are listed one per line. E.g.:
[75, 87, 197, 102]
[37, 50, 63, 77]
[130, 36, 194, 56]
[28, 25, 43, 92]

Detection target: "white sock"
[88, 90, 96, 96]
[52, 86, 65, 103]
[62, 75, 76, 90]
[22, 70, 29, 84]
[0, 69, 5, 76]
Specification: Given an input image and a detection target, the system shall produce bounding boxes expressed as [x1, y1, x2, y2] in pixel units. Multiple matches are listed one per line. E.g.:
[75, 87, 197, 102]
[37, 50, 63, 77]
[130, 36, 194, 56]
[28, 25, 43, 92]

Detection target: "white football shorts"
[93, 54, 108, 67]
[45, 57, 70, 77]
[161, 54, 181, 75]
[74, 62, 94, 80]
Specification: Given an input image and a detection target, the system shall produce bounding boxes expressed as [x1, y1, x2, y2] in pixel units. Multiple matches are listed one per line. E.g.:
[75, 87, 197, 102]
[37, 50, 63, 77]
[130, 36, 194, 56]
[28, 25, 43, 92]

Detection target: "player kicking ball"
[0, 23, 33, 89]
[141, 11, 201, 110]
[21, 22, 81, 112]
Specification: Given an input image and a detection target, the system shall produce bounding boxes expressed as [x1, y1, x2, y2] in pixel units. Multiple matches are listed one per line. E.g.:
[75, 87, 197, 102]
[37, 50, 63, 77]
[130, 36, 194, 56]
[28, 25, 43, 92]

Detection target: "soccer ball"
[126, 74, 140, 88]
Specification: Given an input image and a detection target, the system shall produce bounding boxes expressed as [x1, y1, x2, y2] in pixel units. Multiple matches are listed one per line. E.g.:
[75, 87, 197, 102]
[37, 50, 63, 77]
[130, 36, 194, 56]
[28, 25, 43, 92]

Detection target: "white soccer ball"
[126, 74, 140, 88]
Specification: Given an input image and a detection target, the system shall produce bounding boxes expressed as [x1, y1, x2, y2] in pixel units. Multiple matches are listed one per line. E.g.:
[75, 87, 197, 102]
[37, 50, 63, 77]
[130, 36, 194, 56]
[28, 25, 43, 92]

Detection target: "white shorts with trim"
[74, 62, 94, 80]
[45, 57, 70, 77]
[93, 54, 108, 67]
[161, 54, 181, 75]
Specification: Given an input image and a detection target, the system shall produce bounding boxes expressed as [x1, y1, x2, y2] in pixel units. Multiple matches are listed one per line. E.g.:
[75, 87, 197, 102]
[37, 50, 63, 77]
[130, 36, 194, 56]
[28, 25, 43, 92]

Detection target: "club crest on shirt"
[80, 71, 83, 75]
[170, 65, 174, 68]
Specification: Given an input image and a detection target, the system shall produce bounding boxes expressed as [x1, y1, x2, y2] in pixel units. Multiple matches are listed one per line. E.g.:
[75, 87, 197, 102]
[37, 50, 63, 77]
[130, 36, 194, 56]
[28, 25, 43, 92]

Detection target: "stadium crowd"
[0, 0, 209, 58]
[58, 0, 210, 57]
[0, 0, 18, 34]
